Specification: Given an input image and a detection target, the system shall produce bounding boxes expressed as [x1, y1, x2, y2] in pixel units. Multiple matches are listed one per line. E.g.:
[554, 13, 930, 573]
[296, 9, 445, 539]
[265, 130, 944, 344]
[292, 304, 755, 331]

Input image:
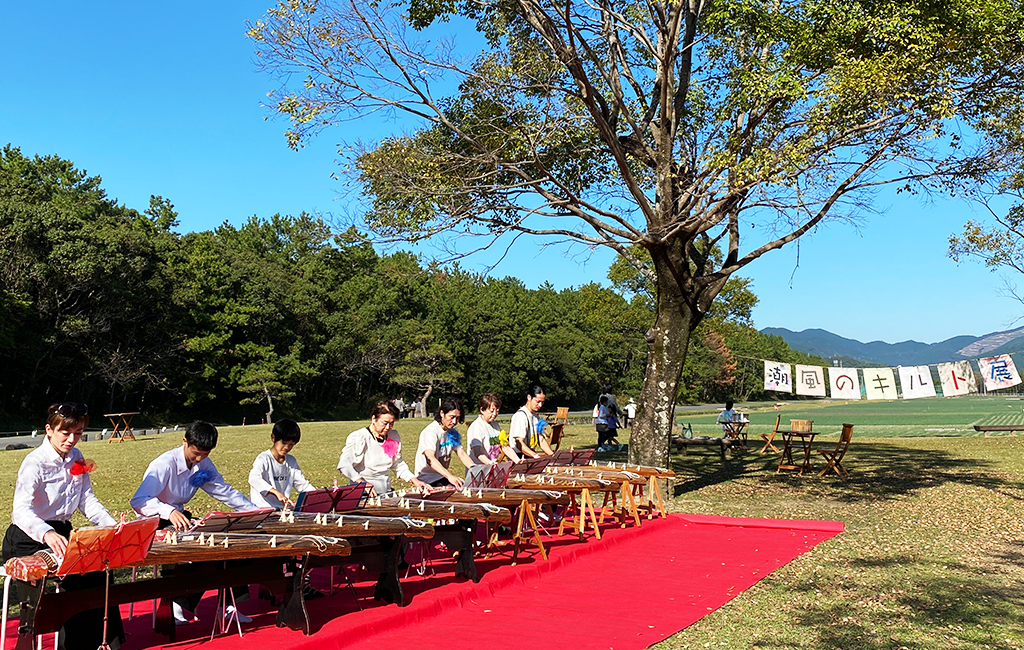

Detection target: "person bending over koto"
[338, 400, 430, 497]
[509, 384, 553, 459]
[415, 397, 477, 489]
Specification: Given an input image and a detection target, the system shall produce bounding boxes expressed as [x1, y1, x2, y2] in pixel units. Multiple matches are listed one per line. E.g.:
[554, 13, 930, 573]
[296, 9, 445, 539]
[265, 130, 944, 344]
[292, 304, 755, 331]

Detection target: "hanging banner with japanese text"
[863, 367, 898, 400]
[978, 354, 1022, 391]
[937, 361, 975, 396]
[795, 365, 827, 397]
[828, 367, 861, 400]
[898, 365, 936, 399]
[764, 361, 792, 393]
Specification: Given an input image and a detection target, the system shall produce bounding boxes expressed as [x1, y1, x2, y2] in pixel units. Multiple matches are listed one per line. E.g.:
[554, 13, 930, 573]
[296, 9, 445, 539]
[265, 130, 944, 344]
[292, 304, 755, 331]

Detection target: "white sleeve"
[248, 454, 275, 498]
[338, 431, 367, 483]
[510, 411, 528, 440]
[392, 448, 415, 482]
[130, 460, 177, 519]
[11, 455, 52, 544]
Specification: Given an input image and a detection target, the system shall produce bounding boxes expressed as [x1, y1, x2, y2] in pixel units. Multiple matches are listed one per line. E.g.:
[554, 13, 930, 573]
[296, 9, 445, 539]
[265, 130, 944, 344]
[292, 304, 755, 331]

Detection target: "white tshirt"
[467, 416, 499, 459]
[248, 450, 316, 508]
[414, 420, 461, 483]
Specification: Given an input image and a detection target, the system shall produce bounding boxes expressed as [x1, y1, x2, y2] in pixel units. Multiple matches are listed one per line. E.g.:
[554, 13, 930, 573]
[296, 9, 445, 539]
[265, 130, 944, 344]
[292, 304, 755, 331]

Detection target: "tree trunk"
[420, 384, 434, 418]
[264, 385, 275, 424]
[629, 245, 699, 469]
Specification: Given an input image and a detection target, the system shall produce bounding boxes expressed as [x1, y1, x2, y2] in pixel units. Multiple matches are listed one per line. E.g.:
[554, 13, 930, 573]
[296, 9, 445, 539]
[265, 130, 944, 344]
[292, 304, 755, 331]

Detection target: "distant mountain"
[762, 326, 1024, 366]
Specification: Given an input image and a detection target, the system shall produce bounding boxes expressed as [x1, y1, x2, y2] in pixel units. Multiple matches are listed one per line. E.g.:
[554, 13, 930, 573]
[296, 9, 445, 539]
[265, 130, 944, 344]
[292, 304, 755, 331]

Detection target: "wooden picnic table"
[104, 412, 139, 443]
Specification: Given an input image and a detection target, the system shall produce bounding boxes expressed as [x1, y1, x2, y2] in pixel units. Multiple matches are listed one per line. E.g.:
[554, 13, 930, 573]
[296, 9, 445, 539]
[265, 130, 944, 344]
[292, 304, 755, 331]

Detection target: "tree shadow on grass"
[673, 441, 1024, 502]
[751, 549, 1024, 650]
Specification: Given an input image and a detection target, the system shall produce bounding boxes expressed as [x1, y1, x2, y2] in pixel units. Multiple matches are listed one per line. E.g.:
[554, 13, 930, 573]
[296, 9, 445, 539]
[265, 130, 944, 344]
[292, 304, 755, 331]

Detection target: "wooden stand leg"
[582, 489, 601, 540]
[520, 501, 547, 561]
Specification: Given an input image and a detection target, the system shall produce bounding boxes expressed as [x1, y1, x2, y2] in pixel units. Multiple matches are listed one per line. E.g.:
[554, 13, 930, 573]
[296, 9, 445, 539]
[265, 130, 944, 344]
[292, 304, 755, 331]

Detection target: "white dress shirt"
[130, 446, 255, 519]
[11, 441, 116, 544]
[338, 427, 415, 496]
[248, 450, 316, 508]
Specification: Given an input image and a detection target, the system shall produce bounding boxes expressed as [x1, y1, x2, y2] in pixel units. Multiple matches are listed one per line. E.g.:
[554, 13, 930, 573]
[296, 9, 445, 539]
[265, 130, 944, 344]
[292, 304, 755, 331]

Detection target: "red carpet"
[3, 514, 842, 650]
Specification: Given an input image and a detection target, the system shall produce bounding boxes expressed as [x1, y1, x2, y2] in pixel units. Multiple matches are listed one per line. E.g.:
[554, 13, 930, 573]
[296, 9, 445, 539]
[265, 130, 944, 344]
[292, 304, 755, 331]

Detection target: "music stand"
[188, 507, 276, 533]
[294, 483, 368, 513]
[548, 449, 574, 466]
[509, 456, 552, 475]
[465, 464, 491, 489]
[571, 449, 596, 465]
[488, 461, 513, 488]
[58, 517, 160, 650]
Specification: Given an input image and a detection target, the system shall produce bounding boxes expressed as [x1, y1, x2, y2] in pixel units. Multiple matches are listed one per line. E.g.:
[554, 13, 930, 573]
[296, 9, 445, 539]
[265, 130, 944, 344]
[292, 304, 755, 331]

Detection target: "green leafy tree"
[233, 342, 317, 423]
[0, 146, 178, 414]
[249, 0, 1024, 466]
[390, 332, 463, 415]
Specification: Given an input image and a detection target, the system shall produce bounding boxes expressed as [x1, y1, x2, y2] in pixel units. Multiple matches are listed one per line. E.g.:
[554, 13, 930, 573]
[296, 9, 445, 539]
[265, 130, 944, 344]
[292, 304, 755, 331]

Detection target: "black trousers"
[2, 522, 124, 650]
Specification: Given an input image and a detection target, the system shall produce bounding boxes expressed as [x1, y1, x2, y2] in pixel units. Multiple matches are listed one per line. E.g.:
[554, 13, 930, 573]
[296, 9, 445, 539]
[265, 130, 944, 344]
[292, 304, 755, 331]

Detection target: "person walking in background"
[624, 398, 636, 428]
[599, 383, 623, 423]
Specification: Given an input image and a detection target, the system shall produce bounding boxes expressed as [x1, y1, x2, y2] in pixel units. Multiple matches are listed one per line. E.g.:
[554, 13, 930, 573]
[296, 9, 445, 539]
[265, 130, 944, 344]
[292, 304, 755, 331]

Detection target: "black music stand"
[294, 483, 368, 513]
[188, 507, 275, 533]
[57, 517, 160, 650]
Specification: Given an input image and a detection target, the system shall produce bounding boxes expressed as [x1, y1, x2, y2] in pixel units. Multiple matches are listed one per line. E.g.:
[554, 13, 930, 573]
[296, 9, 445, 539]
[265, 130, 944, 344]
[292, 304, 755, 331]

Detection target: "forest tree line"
[0, 146, 824, 427]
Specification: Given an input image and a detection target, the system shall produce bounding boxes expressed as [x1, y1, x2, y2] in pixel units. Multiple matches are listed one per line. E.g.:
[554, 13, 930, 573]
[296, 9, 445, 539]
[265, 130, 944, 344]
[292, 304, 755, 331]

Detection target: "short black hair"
[272, 418, 301, 443]
[725, 400, 734, 410]
[185, 420, 219, 451]
[600, 395, 609, 405]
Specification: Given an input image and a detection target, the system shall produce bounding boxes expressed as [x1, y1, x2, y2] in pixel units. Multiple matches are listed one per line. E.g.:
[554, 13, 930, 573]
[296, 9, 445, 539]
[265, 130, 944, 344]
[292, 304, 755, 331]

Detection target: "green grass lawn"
[682, 394, 1024, 437]
[1, 397, 1022, 649]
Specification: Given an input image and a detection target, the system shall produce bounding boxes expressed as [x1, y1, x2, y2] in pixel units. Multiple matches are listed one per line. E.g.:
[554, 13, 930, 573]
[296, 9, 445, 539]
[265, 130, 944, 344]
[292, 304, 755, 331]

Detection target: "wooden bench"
[671, 424, 742, 458]
[973, 424, 1024, 433]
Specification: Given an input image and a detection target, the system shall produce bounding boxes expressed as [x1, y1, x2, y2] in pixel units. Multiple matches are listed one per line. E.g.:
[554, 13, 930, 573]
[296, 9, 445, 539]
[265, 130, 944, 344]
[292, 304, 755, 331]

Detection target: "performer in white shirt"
[509, 384, 550, 458]
[415, 397, 477, 488]
[130, 420, 257, 624]
[339, 401, 430, 496]
[2, 402, 122, 650]
[249, 419, 316, 508]
[466, 393, 506, 464]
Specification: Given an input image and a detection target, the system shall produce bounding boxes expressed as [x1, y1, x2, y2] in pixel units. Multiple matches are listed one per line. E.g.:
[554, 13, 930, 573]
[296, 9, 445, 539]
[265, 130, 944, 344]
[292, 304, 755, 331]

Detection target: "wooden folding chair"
[554, 407, 569, 425]
[759, 414, 782, 454]
[817, 423, 854, 477]
[549, 423, 565, 450]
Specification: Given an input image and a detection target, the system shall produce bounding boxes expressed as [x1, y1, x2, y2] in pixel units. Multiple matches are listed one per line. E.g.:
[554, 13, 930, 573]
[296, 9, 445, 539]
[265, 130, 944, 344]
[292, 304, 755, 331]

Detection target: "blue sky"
[4, 3, 1021, 345]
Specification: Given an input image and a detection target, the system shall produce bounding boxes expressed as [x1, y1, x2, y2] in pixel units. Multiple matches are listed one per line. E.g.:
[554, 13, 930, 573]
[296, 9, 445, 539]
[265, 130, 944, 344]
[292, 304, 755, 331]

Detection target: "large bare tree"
[249, 0, 1024, 467]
